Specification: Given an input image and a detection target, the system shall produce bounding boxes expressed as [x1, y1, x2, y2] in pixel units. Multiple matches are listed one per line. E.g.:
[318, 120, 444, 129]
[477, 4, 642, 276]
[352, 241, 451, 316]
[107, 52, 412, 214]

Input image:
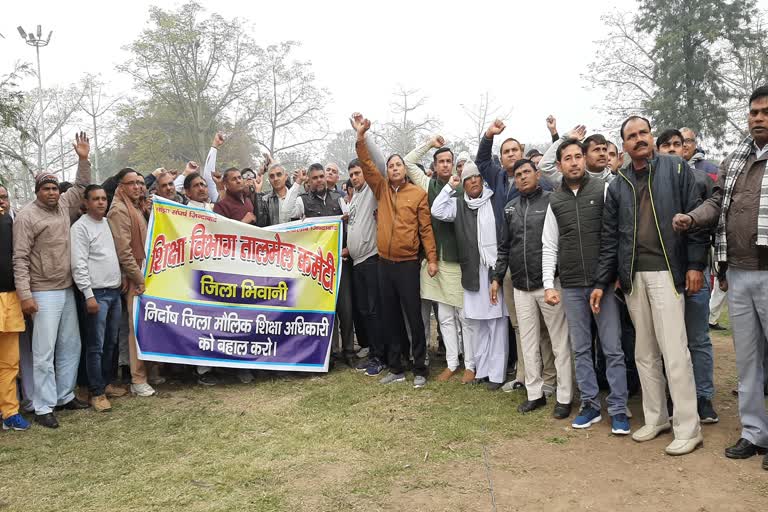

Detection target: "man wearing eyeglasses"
[680, 127, 719, 182]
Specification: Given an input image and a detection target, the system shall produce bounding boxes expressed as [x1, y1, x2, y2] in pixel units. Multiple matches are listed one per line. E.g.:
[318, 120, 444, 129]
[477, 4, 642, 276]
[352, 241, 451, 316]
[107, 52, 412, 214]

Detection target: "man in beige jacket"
[12, 132, 92, 428]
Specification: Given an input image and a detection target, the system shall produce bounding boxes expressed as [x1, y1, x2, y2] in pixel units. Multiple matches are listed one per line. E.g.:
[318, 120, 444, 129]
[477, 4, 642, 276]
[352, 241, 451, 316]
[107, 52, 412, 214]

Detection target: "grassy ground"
[0, 367, 548, 512]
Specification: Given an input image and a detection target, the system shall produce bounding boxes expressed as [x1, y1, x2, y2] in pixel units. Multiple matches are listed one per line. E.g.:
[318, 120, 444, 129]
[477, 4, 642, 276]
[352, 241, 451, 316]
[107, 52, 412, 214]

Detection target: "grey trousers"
[562, 286, 628, 416]
[728, 269, 768, 448]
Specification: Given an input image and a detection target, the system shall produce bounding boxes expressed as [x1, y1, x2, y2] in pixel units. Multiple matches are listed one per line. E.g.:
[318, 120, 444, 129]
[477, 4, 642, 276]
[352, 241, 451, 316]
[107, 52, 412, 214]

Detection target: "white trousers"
[464, 317, 508, 384]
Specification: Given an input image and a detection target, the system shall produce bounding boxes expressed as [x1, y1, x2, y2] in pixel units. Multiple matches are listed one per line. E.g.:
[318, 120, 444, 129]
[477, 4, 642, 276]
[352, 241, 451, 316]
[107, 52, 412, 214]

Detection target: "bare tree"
[461, 91, 513, 147]
[79, 74, 122, 181]
[251, 42, 330, 158]
[376, 87, 439, 156]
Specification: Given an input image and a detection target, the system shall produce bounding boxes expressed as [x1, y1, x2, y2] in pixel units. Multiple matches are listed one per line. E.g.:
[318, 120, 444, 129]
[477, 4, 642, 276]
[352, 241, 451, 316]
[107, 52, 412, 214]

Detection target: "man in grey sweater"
[71, 185, 125, 412]
[346, 158, 384, 375]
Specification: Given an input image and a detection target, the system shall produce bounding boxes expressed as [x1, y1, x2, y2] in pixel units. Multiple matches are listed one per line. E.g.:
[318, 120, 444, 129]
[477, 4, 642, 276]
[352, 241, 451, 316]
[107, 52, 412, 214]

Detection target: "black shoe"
[763, 453, 768, 471]
[553, 402, 572, 420]
[34, 413, 59, 429]
[725, 438, 768, 459]
[486, 382, 503, 391]
[698, 397, 719, 424]
[708, 323, 727, 331]
[517, 396, 547, 413]
[197, 372, 218, 386]
[59, 397, 90, 410]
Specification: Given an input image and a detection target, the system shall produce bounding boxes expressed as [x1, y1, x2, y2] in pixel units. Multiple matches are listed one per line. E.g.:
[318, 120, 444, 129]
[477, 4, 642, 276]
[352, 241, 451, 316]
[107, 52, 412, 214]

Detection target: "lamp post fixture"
[17, 25, 53, 170]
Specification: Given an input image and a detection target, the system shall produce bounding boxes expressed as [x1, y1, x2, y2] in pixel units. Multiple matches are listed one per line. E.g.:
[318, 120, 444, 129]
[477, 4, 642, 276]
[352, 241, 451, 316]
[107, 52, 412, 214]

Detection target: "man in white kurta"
[431, 161, 509, 388]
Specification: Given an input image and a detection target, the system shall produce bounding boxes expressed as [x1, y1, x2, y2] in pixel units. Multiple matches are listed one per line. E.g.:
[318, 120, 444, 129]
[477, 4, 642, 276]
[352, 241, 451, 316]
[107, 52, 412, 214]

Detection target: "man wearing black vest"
[430, 161, 509, 389]
[291, 164, 355, 366]
[592, 116, 705, 456]
[404, 137, 470, 383]
[542, 139, 630, 436]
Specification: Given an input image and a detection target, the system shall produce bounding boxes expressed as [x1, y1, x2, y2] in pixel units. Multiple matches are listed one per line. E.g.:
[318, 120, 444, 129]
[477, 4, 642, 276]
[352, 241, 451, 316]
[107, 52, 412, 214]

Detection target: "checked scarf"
[714, 135, 768, 262]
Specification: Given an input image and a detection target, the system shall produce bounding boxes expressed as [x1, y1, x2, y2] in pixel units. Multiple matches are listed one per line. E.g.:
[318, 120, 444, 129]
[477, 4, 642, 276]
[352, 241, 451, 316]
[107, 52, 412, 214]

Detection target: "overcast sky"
[3, 0, 764, 152]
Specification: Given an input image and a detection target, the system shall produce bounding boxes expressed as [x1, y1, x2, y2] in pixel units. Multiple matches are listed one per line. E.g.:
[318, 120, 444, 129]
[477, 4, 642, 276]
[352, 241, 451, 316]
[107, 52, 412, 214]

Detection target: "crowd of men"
[1, 85, 768, 469]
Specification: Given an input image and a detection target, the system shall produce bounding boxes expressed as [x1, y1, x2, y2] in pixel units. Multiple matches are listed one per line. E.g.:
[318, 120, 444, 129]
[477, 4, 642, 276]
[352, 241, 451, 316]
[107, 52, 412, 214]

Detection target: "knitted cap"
[34, 172, 59, 193]
[461, 161, 481, 182]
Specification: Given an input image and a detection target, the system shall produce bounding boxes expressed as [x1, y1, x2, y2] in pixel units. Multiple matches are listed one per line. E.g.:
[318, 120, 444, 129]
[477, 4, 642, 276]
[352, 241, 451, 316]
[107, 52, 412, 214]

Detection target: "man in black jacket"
[491, 159, 573, 418]
[591, 116, 706, 456]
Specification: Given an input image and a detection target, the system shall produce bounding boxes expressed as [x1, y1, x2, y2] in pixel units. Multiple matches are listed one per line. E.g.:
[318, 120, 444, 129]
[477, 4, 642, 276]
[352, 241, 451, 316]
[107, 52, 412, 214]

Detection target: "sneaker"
[365, 359, 386, 377]
[517, 396, 547, 413]
[355, 358, 371, 371]
[461, 369, 476, 384]
[356, 347, 370, 359]
[34, 412, 59, 429]
[105, 384, 128, 398]
[502, 380, 524, 393]
[436, 367, 458, 382]
[130, 383, 156, 397]
[237, 370, 254, 384]
[2, 413, 31, 431]
[197, 372, 219, 386]
[611, 413, 631, 435]
[379, 372, 406, 385]
[553, 402, 572, 420]
[91, 395, 112, 413]
[413, 376, 427, 388]
[698, 397, 719, 424]
[572, 406, 602, 429]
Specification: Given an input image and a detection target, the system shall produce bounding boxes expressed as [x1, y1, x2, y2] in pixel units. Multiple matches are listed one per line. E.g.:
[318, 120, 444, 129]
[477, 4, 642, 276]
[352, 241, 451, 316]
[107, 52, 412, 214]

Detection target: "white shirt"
[70, 214, 122, 299]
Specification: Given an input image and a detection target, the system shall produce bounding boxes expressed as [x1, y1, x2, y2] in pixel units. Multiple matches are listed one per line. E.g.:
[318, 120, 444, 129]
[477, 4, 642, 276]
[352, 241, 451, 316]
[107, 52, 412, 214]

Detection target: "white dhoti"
[463, 264, 509, 384]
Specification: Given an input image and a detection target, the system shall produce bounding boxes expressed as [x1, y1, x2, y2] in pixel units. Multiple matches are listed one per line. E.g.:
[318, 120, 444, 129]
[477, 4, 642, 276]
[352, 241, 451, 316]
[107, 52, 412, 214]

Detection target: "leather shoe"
[34, 413, 59, 429]
[517, 396, 546, 413]
[665, 433, 704, 456]
[553, 402, 572, 420]
[59, 397, 91, 411]
[725, 438, 768, 459]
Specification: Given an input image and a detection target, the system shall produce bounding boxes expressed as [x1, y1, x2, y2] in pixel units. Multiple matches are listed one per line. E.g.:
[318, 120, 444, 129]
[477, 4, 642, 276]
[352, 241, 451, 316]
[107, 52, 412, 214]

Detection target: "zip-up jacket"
[594, 154, 708, 293]
[355, 139, 437, 263]
[493, 187, 550, 291]
[475, 135, 553, 238]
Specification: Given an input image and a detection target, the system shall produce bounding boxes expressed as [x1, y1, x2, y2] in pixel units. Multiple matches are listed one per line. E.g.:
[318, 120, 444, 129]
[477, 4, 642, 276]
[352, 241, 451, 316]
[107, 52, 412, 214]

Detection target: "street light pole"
[17, 25, 52, 171]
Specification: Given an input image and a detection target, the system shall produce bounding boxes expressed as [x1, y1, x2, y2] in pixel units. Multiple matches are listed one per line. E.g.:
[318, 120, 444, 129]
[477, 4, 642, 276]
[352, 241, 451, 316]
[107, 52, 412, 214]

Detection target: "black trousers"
[378, 259, 428, 377]
[332, 260, 355, 356]
[352, 256, 386, 361]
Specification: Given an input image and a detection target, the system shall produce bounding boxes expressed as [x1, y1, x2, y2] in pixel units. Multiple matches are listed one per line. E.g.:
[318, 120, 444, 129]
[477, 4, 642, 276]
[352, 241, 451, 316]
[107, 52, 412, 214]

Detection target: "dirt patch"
[384, 334, 768, 511]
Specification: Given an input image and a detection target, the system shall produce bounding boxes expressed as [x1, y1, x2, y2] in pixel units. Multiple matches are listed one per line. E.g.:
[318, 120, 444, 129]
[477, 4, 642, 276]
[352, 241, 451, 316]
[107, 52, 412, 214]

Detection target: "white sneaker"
[355, 347, 369, 359]
[502, 380, 524, 393]
[130, 383, 156, 397]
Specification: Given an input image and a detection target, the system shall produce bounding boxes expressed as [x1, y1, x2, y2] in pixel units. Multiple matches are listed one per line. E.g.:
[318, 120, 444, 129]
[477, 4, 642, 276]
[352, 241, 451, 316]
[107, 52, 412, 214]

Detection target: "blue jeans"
[562, 287, 628, 416]
[31, 288, 82, 414]
[684, 272, 715, 400]
[85, 288, 121, 396]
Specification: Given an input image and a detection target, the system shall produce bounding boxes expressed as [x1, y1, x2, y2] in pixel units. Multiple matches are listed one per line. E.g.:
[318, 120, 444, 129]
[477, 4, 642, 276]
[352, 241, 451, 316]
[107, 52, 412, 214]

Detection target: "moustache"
[635, 142, 648, 150]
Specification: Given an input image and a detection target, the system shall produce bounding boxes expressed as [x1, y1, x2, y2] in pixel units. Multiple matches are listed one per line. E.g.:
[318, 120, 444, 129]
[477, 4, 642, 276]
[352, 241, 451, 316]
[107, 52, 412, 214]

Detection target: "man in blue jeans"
[656, 129, 718, 423]
[13, 132, 93, 428]
[71, 185, 125, 412]
[541, 139, 630, 435]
